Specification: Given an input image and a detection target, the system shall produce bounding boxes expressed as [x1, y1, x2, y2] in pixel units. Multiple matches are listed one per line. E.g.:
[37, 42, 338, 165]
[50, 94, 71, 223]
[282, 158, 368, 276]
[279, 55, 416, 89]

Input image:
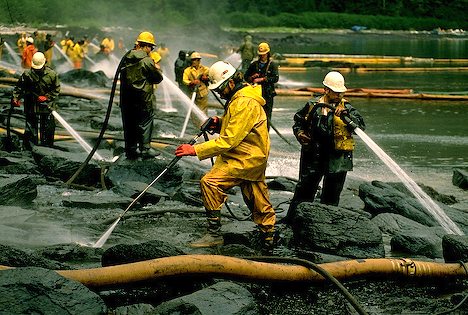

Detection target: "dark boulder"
[291, 202, 384, 258]
[452, 168, 468, 190]
[0, 173, 37, 205]
[0, 244, 69, 270]
[32, 146, 101, 186]
[442, 234, 468, 263]
[59, 69, 109, 88]
[0, 267, 107, 314]
[101, 239, 185, 266]
[153, 281, 259, 315]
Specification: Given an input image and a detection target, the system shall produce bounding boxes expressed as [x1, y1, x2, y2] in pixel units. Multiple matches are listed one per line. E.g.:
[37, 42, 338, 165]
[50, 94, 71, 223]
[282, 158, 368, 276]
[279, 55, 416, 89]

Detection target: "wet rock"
[442, 235, 468, 263]
[390, 232, 443, 259]
[0, 151, 39, 174]
[32, 146, 101, 186]
[62, 194, 133, 209]
[371, 213, 446, 236]
[172, 184, 204, 207]
[106, 158, 184, 195]
[91, 116, 123, 131]
[291, 202, 384, 258]
[222, 221, 259, 248]
[113, 303, 155, 315]
[153, 281, 259, 315]
[35, 243, 105, 265]
[452, 168, 468, 190]
[101, 239, 186, 266]
[267, 176, 297, 192]
[389, 181, 457, 205]
[0, 267, 107, 314]
[0, 244, 69, 270]
[0, 173, 37, 205]
[112, 181, 169, 206]
[59, 69, 110, 88]
[359, 181, 468, 234]
[0, 133, 21, 152]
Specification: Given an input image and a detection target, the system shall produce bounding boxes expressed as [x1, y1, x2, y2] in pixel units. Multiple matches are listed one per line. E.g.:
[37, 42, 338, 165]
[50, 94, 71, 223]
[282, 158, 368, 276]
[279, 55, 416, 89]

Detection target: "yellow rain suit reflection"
[194, 85, 275, 233]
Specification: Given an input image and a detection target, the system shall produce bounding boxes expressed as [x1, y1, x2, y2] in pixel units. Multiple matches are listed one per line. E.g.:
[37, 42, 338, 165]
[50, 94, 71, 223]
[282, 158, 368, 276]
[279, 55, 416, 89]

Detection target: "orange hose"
[1, 256, 466, 288]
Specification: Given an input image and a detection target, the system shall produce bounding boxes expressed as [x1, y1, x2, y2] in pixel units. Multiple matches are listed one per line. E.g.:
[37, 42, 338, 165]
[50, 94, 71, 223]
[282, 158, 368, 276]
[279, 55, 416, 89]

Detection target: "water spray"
[317, 103, 463, 235]
[180, 85, 198, 137]
[92, 118, 215, 248]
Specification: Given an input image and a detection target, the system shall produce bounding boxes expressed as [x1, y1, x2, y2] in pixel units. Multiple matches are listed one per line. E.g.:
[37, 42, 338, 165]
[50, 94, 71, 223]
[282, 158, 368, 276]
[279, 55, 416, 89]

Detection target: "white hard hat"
[208, 61, 236, 90]
[31, 52, 46, 69]
[26, 37, 34, 44]
[322, 71, 347, 93]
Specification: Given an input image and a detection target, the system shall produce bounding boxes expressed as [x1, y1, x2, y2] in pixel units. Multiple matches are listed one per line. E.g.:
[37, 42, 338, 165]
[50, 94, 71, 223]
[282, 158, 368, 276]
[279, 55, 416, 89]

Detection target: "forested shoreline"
[0, 0, 466, 32]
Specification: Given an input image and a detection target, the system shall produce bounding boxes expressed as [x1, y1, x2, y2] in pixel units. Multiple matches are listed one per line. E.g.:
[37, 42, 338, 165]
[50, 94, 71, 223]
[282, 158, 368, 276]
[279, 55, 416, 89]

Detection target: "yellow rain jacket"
[183, 64, 209, 98]
[194, 85, 269, 181]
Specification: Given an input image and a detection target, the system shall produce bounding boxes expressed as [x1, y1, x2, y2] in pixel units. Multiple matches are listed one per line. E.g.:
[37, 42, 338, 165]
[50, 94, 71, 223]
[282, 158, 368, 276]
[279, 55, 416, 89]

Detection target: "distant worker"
[101, 36, 114, 55]
[182, 51, 210, 126]
[21, 37, 37, 69]
[174, 50, 189, 94]
[17, 32, 27, 55]
[244, 42, 279, 130]
[156, 42, 170, 68]
[175, 61, 276, 250]
[119, 31, 163, 160]
[237, 34, 256, 74]
[61, 35, 74, 58]
[284, 71, 366, 223]
[43, 34, 55, 66]
[33, 31, 45, 52]
[11, 52, 61, 150]
[71, 39, 85, 69]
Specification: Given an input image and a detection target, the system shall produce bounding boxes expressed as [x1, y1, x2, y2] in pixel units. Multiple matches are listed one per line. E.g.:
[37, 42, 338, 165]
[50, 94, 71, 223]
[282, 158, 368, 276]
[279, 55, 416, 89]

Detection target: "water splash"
[161, 73, 208, 122]
[158, 74, 177, 113]
[53, 43, 74, 67]
[224, 52, 242, 69]
[51, 110, 107, 162]
[3, 42, 21, 67]
[354, 127, 464, 235]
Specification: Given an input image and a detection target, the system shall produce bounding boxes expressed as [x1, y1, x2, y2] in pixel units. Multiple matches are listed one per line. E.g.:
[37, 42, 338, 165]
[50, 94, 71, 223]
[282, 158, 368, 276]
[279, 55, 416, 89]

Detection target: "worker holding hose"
[11, 52, 61, 150]
[285, 71, 366, 223]
[119, 31, 163, 160]
[176, 61, 276, 250]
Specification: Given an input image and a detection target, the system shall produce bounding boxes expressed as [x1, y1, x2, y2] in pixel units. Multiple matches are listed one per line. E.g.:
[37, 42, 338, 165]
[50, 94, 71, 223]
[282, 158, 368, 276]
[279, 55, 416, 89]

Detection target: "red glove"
[250, 73, 260, 79]
[253, 77, 265, 84]
[37, 95, 48, 103]
[175, 144, 196, 157]
[11, 99, 21, 107]
[191, 79, 201, 86]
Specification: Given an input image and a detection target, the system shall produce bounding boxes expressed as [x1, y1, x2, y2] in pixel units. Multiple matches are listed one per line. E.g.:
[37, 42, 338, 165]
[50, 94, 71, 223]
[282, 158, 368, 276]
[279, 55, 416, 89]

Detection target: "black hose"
[245, 256, 369, 315]
[434, 261, 468, 315]
[66, 50, 131, 186]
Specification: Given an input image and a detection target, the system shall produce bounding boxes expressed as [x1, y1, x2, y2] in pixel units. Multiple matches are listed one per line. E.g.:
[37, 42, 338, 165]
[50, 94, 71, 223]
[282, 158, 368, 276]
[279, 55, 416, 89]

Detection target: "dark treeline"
[0, 0, 466, 31]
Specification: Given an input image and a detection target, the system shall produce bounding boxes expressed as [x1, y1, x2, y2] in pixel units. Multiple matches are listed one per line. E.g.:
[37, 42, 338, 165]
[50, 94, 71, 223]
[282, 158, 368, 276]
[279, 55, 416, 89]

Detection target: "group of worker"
[9, 30, 365, 251]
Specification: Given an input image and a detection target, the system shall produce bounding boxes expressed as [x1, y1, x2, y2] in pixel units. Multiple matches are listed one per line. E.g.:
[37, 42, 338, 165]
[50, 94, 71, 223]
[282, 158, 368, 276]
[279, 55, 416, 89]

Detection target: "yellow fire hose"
[1, 255, 466, 288]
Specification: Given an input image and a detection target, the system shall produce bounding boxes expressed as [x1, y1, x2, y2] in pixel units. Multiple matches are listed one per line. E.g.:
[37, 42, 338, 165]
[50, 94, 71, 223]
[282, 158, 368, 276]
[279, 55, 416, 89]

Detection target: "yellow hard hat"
[136, 31, 156, 46]
[257, 42, 270, 55]
[190, 51, 202, 60]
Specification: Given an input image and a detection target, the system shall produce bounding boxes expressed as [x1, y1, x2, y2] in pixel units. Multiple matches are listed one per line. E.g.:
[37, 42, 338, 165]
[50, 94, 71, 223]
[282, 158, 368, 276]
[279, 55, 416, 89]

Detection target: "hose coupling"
[400, 258, 416, 276]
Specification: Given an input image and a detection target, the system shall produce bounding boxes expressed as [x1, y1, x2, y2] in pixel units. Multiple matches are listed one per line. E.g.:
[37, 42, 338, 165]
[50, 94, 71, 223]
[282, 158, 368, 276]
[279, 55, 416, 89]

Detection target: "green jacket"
[293, 97, 366, 173]
[120, 49, 163, 109]
[13, 67, 60, 110]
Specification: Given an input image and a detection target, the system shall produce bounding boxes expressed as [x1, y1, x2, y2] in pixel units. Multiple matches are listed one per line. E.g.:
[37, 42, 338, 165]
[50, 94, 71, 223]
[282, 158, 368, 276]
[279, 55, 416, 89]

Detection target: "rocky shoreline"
[1, 67, 468, 314]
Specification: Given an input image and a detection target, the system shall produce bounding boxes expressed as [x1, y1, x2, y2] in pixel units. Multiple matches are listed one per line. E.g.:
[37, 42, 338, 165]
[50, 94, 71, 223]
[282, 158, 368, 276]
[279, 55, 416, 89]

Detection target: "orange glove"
[11, 99, 21, 107]
[175, 144, 196, 157]
[191, 79, 201, 86]
[37, 95, 48, 103]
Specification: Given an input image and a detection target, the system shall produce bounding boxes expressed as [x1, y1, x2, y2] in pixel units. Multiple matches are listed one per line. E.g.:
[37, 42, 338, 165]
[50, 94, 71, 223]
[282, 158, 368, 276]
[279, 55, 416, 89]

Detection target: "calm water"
[271, 32, 468, 59]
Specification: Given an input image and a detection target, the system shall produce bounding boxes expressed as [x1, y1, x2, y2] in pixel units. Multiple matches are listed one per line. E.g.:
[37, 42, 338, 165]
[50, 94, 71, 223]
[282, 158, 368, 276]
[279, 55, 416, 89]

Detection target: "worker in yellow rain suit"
[176, 61, 276, 250]
[182, 51, 210, 127]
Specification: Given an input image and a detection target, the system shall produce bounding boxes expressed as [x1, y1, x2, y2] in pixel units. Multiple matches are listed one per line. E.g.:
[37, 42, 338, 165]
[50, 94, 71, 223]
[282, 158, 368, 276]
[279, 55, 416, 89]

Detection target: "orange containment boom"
[1, 256, 466, 288]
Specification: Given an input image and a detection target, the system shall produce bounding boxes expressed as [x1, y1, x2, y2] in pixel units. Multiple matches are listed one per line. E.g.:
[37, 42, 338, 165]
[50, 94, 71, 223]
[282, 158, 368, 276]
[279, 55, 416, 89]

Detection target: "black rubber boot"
[189, 210, 223, 248]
